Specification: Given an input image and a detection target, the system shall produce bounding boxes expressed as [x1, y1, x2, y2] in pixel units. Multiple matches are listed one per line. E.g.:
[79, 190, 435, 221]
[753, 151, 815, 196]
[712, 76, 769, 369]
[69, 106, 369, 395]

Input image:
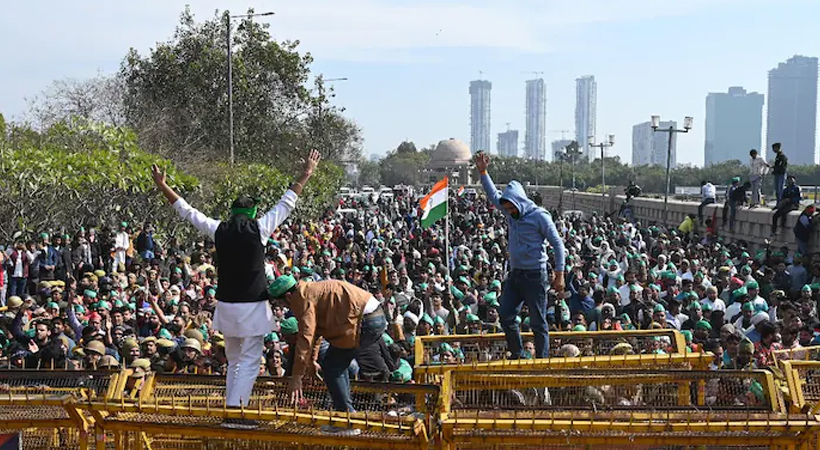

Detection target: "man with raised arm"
[474, 151, 566, 359]
[151, 150, 320, 429]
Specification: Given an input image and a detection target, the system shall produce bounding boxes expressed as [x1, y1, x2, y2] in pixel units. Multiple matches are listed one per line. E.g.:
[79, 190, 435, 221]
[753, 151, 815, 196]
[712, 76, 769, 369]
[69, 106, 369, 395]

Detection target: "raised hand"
[303, 150, 321, 177]
[474, 152, 490, 173]
[151, 164, 167, 187]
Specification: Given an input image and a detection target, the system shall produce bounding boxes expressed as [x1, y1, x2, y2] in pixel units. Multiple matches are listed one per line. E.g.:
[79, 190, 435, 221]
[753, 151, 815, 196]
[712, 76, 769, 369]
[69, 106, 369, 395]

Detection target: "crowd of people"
[1, 148, 819, 403]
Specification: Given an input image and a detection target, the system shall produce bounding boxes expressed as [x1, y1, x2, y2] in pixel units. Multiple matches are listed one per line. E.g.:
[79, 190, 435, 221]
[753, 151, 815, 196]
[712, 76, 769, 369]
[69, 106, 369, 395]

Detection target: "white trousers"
[224, 335, 264, 407]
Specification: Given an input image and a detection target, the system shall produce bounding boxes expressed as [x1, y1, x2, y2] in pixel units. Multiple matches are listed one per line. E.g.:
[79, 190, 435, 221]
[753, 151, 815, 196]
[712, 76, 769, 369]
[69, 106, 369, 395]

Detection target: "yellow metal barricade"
[440, 369, 812, 450]
[773, 345, 820, 366]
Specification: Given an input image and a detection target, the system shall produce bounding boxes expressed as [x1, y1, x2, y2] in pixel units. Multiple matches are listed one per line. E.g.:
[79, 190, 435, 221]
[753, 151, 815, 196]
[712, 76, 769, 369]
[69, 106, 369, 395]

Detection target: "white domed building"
[426, 138, 474, 185]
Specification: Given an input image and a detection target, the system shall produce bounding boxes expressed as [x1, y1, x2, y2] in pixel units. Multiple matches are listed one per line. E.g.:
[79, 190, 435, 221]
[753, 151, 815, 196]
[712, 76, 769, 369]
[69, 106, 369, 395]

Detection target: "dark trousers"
[698, 198, 715, 223]
[499, 269, 549, 359]
[7, 277, 26, 299]
[772, 205, 797, 234]
[322, 308, 387, 412]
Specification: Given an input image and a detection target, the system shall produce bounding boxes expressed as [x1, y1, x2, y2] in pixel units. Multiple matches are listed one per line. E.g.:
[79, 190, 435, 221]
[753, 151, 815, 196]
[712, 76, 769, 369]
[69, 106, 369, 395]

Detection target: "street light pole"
[226, 10, 275, 165]
[651, 115, 693, 226]
[588, 135, 615, 214]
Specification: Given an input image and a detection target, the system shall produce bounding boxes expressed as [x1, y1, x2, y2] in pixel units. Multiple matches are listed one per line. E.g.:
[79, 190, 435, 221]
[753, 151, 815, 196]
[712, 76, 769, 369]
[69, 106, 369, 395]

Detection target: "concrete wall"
[478, 184, 817, 251]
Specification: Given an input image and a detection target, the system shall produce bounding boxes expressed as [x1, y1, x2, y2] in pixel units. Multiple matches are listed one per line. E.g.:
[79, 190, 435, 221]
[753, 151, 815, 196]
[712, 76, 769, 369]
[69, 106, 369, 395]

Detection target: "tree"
[25, 75, 126, 129]
[396, 141, 417, 154]
[118, 7, 360, 167]
[357, 159, 381, 187]
[379, 151, 429, 187]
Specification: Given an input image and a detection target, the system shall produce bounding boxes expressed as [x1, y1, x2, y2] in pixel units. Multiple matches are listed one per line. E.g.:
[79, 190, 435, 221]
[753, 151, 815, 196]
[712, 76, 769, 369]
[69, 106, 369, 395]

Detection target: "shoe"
[221, 418, 259, 429]
[321, 425, 362, 436]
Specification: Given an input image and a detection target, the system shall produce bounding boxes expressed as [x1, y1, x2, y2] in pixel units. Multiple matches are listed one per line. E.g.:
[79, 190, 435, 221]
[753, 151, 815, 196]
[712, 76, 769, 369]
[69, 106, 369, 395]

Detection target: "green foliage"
[357, 159, 382, 187]
[379, 146, 430, 187]
[0, 119, 197, 241]
[0, 119, 343, 243]
[198, 161, 343, 220]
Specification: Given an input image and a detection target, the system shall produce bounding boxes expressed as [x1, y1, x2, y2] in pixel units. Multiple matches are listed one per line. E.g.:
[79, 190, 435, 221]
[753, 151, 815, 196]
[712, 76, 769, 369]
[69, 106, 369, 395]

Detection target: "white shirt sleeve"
[257, 190, 298, 245]
[173, 198, 221, 240]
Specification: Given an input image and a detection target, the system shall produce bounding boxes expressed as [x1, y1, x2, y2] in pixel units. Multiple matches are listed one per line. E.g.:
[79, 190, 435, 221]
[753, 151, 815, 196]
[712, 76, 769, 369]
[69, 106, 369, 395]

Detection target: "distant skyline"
[633, 121, 677, 168]
[704, 87, 764, 166]
[766, 55, 818, 165]
[1, 1, 819, 167]
[575, 76, 597, 160]
[469, 80, 492, 154]
[524, 79, 547, 160]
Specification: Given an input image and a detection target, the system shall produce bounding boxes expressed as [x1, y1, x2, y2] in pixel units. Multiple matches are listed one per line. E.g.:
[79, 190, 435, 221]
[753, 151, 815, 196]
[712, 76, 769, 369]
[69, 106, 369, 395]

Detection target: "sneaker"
[221, 418, 259, 429]
[321, 425, 362, 436]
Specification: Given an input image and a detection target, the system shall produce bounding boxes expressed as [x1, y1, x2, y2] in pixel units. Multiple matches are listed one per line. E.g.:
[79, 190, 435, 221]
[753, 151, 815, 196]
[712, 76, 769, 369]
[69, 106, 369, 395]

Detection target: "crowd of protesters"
[1, 170, 820, 388]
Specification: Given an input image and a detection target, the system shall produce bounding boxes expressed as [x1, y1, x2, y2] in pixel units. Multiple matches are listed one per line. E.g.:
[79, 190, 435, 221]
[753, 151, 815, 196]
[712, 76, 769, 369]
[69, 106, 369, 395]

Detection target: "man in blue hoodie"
[474, 152, 566, 359]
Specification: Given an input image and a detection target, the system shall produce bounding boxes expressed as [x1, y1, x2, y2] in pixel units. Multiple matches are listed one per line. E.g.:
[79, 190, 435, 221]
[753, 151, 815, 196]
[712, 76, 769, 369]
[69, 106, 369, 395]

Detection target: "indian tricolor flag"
[420, 176, 448, 229]
[457, 186, 465, 197]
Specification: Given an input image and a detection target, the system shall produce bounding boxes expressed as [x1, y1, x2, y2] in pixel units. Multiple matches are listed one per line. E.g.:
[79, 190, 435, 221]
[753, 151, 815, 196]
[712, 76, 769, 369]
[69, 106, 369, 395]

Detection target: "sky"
[1, 0, 818, 167]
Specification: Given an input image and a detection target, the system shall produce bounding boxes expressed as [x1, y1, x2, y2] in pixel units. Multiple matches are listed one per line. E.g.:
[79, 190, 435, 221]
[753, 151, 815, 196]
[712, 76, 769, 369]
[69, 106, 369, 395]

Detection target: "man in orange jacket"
[268, 275, 386, 434]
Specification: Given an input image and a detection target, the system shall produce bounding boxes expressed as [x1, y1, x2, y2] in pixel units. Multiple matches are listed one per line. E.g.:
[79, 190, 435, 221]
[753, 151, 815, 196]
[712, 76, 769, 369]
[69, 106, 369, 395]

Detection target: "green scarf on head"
[231, 206, 258, 219]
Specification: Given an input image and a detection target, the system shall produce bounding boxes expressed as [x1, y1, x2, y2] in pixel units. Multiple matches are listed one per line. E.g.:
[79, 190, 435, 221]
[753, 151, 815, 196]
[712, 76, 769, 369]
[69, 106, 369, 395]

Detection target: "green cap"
[383, 333, 394, 345]
[39, 232, 49, 240]
[466, 314, 480, 322]
[688, 301, 701, 311]
[733, 287, 748, 298]
[490, 280, 501, 289]
[264, 332, 279, 343]
[653, 304, 666, 313]
[280, 317, 298, 335]
[695, 320, 712, 331]
[450, 286, 464, 300]
[803, 284, 812, 292]
[421, 313, 434, 326]
[746, 280, 759, 290]
[483, 292, 497, 303]
[84, 289, 97, 299]
[120, 221, 128, 228]
[607, 286, 619, 295]
[46, 302, 59, 310]
[742, 302, 754, 312]
[701, 302, 712, 312]
[681, 330, 693, 342]
[268, 275, 297, 298]
[572, 324, 587, 332]
[457, 276, 470, 286]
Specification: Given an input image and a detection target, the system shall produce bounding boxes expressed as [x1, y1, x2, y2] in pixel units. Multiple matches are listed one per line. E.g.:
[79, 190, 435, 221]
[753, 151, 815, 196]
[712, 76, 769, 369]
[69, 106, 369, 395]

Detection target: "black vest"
[214, 217, 267, 303]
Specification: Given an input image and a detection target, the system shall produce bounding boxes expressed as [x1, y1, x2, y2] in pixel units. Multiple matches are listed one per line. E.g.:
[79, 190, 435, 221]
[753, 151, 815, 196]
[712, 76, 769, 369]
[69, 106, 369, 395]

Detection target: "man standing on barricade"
[151, 150, 320, 429]
[474, 151, 566, 359]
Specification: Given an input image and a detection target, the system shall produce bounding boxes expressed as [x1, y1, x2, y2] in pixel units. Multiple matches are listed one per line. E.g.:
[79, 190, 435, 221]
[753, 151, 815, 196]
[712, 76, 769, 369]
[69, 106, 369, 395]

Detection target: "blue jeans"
[8, 277, 26, 299]
[141, 250, 155, 260]
[499, 269, 549, 359]
[322, 310, 387, 412]
[774, 174, 786, 203]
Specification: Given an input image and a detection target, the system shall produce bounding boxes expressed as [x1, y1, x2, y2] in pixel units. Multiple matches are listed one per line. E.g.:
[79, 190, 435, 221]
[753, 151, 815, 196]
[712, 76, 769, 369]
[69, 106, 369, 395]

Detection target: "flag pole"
[444, 176, 451, 285]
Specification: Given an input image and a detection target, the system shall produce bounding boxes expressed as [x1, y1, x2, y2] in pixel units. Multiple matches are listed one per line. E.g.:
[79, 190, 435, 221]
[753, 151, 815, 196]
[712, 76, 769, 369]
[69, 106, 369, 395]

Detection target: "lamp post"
[226, 10, 275, 165]
[558, 141, 580, 213]
[588, 135, 615, 213]
[651, 115, 693, 226]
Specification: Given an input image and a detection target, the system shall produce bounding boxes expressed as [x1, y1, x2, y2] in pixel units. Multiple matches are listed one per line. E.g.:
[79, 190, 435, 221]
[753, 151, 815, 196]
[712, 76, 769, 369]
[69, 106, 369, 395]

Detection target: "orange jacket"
[289, 280, 372, 378]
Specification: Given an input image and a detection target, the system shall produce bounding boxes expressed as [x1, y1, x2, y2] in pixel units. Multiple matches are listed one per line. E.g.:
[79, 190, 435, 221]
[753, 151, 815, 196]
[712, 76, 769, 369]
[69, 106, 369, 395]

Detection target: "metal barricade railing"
[773, 345, 820, 366]
[415, 352, 712, 384]
[415, 330, 686, 369]
[442, 369, 782, 415]
[781, 360, 820, 414]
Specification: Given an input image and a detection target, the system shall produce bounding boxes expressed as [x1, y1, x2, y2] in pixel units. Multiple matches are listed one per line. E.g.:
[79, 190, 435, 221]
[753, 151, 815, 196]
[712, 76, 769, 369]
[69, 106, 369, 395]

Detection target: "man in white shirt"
[698, 180, 716, 224]
[113, 222, 130, 271]
[749, 149, 770, 207]
[151, 150, 320, 429]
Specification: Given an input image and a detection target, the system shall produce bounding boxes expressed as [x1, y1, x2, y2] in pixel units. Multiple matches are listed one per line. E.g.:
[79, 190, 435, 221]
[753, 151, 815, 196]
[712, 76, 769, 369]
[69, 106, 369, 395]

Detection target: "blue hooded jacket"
[480, 175, 565, 272]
